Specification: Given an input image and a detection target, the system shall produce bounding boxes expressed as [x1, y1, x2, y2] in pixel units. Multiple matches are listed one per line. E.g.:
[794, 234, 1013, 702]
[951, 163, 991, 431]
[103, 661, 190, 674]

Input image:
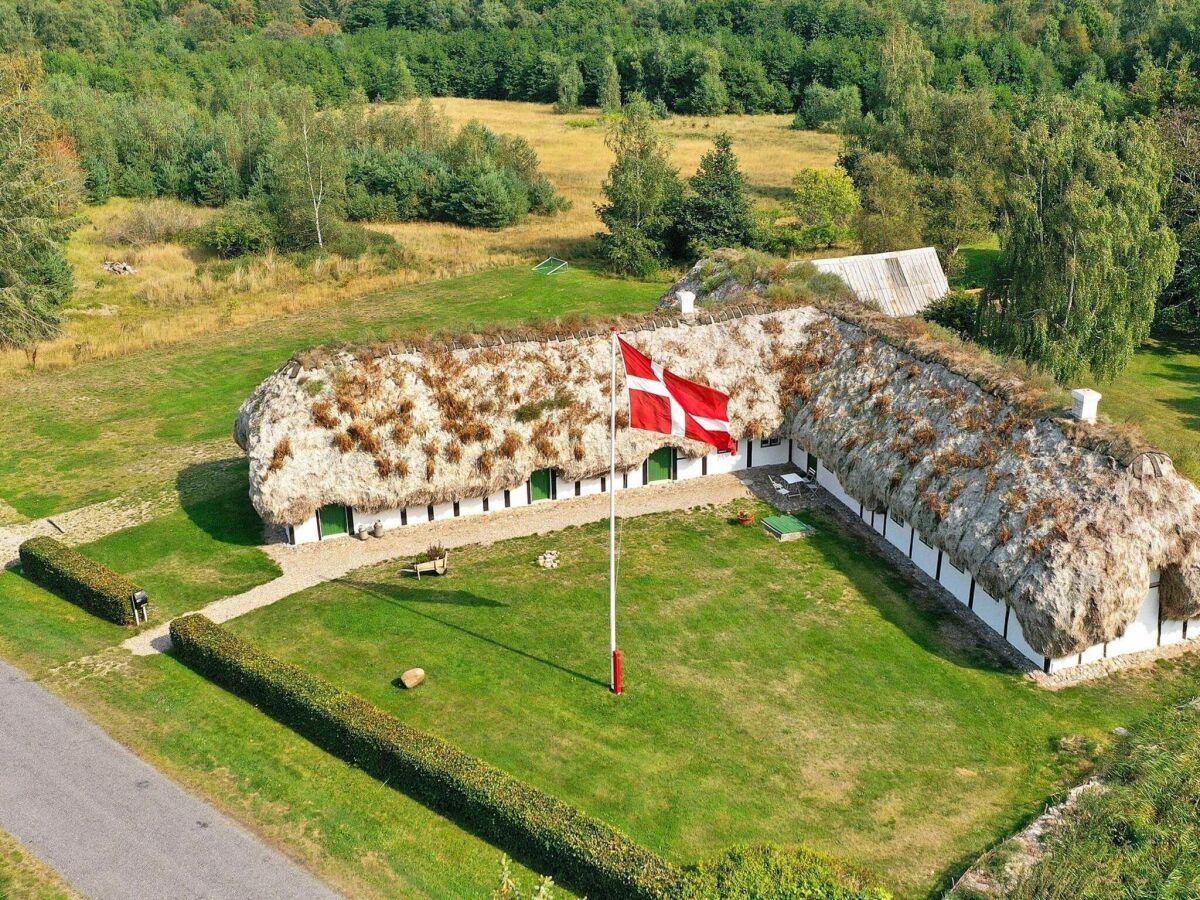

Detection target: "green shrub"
[196, 200, 274, 258]
[169, 614, 680, 900]
[923, 289, 980, 340]
[673, 844, 891, 900]
[18, 536, 139, 625]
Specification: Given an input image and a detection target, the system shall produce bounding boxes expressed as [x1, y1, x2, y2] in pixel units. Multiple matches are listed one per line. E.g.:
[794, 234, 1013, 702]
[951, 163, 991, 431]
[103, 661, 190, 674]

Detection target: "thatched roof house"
[236, 254, 1200, 671]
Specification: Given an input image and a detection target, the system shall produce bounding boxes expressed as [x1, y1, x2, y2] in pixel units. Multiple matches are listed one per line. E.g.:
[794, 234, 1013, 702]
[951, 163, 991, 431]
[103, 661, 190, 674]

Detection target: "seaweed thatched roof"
[237, 256, 1200, 658]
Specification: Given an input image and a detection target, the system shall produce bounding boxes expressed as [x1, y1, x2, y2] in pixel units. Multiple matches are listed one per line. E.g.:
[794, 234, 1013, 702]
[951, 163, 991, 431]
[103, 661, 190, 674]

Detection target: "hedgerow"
[168, 614, 680, 899]
[18, 536, 138, 625]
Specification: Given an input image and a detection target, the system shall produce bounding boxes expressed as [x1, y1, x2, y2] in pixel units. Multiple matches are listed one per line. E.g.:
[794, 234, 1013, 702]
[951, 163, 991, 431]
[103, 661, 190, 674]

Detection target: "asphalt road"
[0, 657, 341, 900]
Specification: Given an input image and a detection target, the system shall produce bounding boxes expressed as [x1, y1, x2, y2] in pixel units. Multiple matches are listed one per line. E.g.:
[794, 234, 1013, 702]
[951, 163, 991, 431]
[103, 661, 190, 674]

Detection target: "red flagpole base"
[611, 648, 623, 694]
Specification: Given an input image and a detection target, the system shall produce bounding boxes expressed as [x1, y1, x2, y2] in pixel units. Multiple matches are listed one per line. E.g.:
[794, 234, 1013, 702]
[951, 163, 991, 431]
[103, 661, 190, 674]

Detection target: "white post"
[609, 329, 622, 694]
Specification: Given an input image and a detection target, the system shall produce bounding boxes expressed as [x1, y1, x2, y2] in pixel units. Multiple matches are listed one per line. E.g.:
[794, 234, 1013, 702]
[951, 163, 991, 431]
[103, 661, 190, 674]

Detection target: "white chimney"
[1071, 388, 1101, 423]
[677, 290, 696, 315]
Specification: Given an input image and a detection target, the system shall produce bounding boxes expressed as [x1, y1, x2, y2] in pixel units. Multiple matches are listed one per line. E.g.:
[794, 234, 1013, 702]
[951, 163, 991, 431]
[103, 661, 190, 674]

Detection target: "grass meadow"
[2, 497, 1197, 897]
[0, 100, 839, 377]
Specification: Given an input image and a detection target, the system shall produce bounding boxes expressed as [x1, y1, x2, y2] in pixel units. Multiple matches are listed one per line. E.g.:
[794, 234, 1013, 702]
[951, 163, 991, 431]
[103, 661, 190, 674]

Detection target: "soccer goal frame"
[532, 257, 569, 275]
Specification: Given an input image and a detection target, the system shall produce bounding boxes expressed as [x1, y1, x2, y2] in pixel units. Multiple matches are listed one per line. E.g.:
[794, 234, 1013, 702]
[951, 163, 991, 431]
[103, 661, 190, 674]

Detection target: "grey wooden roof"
[810, 247, 949, 317]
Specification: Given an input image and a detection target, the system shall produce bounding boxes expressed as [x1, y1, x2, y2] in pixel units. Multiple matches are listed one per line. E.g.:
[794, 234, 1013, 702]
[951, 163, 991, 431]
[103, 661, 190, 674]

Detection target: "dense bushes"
[18, 536, 138, 625]
[673, 845, 891, 899]
[344, 112, 567, 230]
[196, 201, 275, 257]
[168, 614, 680, 899]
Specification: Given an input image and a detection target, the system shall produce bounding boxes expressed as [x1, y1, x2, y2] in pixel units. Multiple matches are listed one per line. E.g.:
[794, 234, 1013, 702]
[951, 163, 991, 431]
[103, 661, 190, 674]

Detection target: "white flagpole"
[609, 328, 622, 694]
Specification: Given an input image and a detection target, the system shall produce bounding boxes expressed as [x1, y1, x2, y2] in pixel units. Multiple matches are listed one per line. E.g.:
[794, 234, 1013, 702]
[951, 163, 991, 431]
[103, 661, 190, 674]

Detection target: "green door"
[647, 447, 673, 482]
[318, 504, 348, 538]
[530, 468, 553, 502]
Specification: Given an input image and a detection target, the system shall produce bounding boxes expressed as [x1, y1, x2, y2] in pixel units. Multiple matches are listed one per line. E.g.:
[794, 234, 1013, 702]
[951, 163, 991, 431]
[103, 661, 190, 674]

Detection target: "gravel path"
[124, 472, 757, 656]
[0, 656, 341, 900]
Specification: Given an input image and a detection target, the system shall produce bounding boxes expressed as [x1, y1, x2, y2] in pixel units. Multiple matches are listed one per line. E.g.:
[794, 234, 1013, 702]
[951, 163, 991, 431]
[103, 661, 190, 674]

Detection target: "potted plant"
[736, 508, 755, 526]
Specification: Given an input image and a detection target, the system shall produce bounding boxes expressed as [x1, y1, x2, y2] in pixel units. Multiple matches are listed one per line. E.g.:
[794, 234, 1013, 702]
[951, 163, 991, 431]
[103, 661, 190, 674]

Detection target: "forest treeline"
[3, 0, 1199, 116]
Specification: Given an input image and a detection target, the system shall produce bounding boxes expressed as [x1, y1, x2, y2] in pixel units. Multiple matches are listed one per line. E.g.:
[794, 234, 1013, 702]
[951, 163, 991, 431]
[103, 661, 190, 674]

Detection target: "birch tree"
[271, 88, 346, 249]
[982, 97, 1178, 382]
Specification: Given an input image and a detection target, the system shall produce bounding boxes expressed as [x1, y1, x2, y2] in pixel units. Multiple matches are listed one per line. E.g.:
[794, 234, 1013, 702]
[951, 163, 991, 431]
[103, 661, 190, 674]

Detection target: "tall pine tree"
[0, 55, 83, 358]
[596, 94, 681, 276]
[679, 133, 754, 255]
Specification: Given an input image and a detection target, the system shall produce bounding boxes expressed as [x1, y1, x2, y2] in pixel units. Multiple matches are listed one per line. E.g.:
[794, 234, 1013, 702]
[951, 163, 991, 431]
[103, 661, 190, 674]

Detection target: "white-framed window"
[760, 437, 782, 448]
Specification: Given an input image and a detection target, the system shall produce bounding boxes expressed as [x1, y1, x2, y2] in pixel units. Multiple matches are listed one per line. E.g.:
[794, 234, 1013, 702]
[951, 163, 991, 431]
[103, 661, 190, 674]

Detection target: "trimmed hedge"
[18, 536, 138, 625]
[169, 614, 680, 899]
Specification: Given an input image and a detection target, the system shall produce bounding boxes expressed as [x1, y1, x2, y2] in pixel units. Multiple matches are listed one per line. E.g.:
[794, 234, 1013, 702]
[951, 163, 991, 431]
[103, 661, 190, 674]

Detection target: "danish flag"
[618, 337, 737, 452]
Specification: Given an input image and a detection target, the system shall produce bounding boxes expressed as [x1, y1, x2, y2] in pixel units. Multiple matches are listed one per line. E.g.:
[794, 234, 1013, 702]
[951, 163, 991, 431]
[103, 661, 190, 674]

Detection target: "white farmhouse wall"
[431, 501, 455, 522]
[578, 476, 604, 497]
[1160, 617, 1185, 647]
[407, 503, 431, 523]
[707, 443, 746, 475]
[555, 473, 574, 499]
[753, 439, 790, 467]
[1006, 615, 1042, 665]
[1079, 642, 1105, 665]
[487, 489, 507, 511]
[870, 509, 886, 537]
[292, 515, 320, 545]
[508, 483, 531, 508]
[623, 466, 644, 490]
[911, 535, 939, 579]
[972, 585, 1006, 635]
[676, 453, 703, 480]
[939, 560, 972, 605]
[885, 512, 911, 555]
[458, 496, 485, 517]
[1106, 585, 1160, 656]
[358, 506, 405, 530]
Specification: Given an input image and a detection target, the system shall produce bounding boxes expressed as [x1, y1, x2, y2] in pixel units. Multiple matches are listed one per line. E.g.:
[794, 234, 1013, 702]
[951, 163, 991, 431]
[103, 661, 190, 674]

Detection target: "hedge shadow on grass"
[340, 578, 608, 689]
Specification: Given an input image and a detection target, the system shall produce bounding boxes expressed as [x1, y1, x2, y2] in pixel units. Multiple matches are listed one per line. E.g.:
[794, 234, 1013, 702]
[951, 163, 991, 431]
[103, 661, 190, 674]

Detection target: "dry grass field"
[0, 100, 839, 377]
[375, 99, 841, 271]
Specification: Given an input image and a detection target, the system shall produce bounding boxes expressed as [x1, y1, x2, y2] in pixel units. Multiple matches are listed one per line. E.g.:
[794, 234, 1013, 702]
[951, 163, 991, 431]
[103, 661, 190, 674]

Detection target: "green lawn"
[1099, 330, 1200, 482]
[0, 266, 666, 520]
[224, 501, 1199, 898]
[0, 496, 551, 897]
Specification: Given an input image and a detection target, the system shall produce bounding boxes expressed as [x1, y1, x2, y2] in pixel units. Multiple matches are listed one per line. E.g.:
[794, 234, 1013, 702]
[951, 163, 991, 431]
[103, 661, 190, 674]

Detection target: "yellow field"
[2, 99, 839, 376]
[376, 99, 841, 272]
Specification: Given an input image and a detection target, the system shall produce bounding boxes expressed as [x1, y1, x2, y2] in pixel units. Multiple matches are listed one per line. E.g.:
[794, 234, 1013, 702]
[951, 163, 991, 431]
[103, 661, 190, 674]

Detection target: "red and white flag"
[618, 336, 736, 452]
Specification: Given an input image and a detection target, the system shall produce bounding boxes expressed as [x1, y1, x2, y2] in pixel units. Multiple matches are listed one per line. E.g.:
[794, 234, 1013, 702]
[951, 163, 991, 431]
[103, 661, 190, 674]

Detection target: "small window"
[760, 437, 781, 448]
